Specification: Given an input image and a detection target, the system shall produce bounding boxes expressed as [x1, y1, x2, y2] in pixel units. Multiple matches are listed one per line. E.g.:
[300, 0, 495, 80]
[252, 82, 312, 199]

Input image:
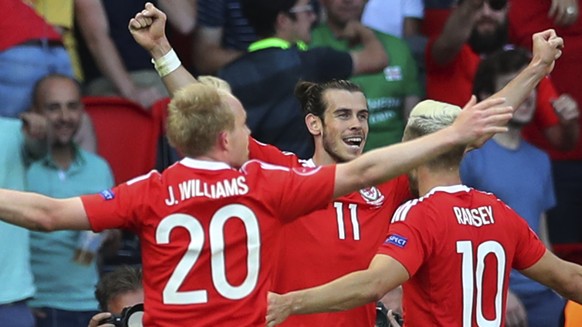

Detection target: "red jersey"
[249, 138, 410, 327]
[81, 157, 336, 327]
[425, 42, 560, 133]
[378, 185, 547, 327]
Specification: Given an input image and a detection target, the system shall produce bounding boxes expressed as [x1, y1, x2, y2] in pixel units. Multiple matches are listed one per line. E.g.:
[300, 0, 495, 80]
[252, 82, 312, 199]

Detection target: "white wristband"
[151, 49, 181, 77]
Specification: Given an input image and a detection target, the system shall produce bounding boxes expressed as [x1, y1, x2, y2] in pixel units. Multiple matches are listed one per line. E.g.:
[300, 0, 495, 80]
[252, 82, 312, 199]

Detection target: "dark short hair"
[95, 265, 143, 311]
[473, 47, 531, 101]
[241, 0, 297, 37]
[31, 73, 82, 108]
[294, 80, 363, 123]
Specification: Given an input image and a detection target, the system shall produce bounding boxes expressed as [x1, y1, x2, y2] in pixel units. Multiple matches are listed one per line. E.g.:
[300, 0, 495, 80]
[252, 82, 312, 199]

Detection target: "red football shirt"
[81, 157, 335, 327]
[249, 138, 411, 327]
[378, 185, 546, 327]
[425, 42, 560, 132]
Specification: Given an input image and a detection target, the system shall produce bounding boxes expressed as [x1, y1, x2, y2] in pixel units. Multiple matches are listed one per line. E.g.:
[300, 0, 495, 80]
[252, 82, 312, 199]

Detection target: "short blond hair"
[403, 100, 465, 169]
[167, 83, 234, 157]
[198, 75, 232, 93]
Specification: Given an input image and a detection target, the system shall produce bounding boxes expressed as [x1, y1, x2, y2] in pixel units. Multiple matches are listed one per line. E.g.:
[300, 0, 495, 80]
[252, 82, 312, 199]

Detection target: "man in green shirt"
[311, 0, 422, 149]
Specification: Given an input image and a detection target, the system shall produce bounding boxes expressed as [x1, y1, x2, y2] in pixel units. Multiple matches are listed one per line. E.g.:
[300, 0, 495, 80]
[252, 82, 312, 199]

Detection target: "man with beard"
[461, 48, 573, 327]
[426, 0, 579, 151]
[25, 74, 114, 327]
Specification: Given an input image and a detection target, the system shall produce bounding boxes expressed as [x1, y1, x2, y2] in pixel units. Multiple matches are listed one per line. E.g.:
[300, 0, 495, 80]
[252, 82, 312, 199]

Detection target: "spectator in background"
[0, 0, 73, 118]
[217, 0, 387, 158]
[312, 0, 421, 149]
[361, 0, 424, 38]
[426, 0, 579, 152]
[0, 114, 49, 327]
[77, 0, 195, 109]
[26, 74, 114, 327]
[462, 47, 570, 327]
[88, 266, 144, 327]
[192, 0, 258, 75]
[508, 0, 582, 248]
[361, 0, 427, 96]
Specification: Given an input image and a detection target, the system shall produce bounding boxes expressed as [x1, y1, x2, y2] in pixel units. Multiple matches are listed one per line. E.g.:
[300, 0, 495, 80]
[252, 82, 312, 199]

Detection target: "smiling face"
[34, 76, 83, 147]
[319, 89, 369, 163]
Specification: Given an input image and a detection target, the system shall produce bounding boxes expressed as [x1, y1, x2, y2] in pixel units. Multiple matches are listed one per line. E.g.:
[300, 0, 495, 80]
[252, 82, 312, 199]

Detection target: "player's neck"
[417, 167, 462, 196]
[311, 149, 336, 166]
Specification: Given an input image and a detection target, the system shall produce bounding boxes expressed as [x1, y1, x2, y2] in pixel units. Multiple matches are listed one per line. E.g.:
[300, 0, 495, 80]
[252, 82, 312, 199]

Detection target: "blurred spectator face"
[288, 0, 318, 43]
[495, 69, 536, 126]
[34, 76, 83, 147]
[468, 1, 509, 54]
[321, 89, 369, 162]
[322, 0, 365, 25]
[107, 288, 144, 315]
[473, 1, 507, 36]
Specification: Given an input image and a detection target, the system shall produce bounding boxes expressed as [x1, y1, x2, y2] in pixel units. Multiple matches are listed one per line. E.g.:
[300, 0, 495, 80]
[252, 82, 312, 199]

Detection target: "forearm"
[286, 270, 382, 315]
[351, 27, 388, 75]
[0, 190, 60, 231]
[492, 60, 549, 111]
[158, 0, 196, 35]
[147, 40, 198, 97]
[193, 45, 243, 75]
[87, 38, 137, 98]
[431, 4, 478, 66]
[0, 191, 89, 231]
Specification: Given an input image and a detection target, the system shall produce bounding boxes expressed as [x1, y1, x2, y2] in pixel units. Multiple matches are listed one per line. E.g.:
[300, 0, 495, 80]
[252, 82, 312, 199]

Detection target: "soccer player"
[128, 4, 564, 326]
[0, 65, 514, 327]
[265, 100, 582, 327]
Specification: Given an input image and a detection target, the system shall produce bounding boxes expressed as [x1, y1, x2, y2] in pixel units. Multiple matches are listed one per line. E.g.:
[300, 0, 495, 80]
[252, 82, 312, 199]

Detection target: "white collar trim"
[179, 157, 233, 171]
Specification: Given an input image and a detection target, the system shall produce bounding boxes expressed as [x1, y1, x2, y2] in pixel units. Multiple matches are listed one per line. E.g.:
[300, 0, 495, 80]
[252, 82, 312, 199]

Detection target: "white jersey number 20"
[156, 204, 261, 304]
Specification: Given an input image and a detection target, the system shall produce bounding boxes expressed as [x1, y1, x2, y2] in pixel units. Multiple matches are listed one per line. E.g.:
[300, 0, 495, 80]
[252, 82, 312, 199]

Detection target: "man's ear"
[218, 131, 229, 151]
[305, 113, 322, 136]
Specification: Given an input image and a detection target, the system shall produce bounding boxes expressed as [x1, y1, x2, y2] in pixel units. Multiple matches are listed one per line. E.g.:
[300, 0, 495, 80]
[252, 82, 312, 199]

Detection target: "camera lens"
[488, 0, 507, 11]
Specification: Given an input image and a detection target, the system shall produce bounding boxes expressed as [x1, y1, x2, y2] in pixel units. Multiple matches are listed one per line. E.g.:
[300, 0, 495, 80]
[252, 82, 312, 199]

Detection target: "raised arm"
[266, 255, 409, 327]
[0, 190, 89, 231]
[430, 0, 483, 66]
[333, 96, 512, 198]
[491, 29, 564, 111]
[341, 21, 388, 75]
[128, 2, 198, 97]
[76, 0, 162, 108]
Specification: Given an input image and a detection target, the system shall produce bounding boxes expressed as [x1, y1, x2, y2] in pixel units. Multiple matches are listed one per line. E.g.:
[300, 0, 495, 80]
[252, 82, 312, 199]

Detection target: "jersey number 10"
[457, 240, 506, 327]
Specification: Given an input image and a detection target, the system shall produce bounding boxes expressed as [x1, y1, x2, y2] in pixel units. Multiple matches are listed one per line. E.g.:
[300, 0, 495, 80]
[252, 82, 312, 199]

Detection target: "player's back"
[82, 157, 335, 327]
[381, 185, 546, 327]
